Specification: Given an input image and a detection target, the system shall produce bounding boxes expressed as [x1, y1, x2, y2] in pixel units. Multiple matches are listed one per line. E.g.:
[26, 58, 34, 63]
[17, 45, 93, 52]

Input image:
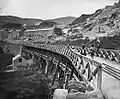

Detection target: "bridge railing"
[69, 45, 120, 63]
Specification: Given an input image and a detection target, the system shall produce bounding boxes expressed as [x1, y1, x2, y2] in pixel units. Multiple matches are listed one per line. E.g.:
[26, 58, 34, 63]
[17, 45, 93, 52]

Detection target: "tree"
[72, 29, 79, 33]
[1, 23, 22, 30]
[0, 47, 4, 53]
[53, 27, 62, 36]
[84, 37, 90, 43]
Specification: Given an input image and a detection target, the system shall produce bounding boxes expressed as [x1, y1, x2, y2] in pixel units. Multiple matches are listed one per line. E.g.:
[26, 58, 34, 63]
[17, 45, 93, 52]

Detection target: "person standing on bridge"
[81, 44, 86, 56]
[67, 44, 70, 49]
[89, 44, 95, 58]
[95, 38, 101, 56]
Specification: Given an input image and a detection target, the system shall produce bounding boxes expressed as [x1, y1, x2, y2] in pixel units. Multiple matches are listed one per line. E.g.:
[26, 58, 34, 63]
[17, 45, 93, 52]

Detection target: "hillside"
[70, 14, 92, 26]
[84, 36, 120, 50]
[0, 16, 76, 29]
[0, 16, 43, 27]
[49, 16, 76, 27]
[69, 1, 120, 39]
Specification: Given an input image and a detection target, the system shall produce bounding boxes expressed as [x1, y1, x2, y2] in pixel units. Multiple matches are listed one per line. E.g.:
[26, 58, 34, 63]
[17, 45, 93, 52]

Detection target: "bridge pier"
[51, 60, 60, 86]
[58, 68, 65, 88]
[46, 56, 54, 76]
[63, 60, 69, 89]
[41, 57, 46, 73]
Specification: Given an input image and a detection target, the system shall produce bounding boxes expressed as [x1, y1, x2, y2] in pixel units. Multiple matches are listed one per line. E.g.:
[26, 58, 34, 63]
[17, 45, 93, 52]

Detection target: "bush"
[85, 37, 90, 42]
[0, 47, 4, 53]
[54, 28, 62, 36]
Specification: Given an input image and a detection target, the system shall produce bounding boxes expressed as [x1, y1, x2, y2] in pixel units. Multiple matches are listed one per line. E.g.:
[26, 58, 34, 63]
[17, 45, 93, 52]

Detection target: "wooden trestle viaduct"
[4, 41, 120, 98]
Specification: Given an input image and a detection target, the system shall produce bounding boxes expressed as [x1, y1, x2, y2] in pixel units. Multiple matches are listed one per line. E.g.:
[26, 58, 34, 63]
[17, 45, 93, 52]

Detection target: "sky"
[0, 0, 119, 19]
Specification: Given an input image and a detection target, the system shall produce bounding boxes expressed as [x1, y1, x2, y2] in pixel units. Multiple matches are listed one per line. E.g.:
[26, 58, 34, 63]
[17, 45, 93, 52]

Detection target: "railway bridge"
[5, 41, 120, 99]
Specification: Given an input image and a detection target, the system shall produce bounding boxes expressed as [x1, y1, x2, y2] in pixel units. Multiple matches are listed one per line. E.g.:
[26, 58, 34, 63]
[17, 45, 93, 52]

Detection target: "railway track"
[102, 63, 120, 81]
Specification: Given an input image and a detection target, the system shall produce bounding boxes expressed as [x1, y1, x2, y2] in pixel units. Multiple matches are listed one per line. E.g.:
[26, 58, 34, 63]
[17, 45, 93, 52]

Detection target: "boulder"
[86, 89, 103, 99]
[67, 80, 94, 93]
[66, 92, 87, 99]
[53, 89, 68, 99]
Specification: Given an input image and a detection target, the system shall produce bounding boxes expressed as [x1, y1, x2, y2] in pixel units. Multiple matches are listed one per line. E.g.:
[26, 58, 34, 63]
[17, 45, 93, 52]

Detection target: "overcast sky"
[0, 0, 119, 19]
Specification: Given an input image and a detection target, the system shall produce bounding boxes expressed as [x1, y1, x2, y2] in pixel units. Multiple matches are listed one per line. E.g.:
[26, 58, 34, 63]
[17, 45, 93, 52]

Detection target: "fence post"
[97, 65, 102, 90]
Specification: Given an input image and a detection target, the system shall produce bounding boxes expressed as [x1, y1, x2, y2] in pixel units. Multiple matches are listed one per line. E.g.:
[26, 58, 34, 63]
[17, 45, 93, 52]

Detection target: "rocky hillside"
[70, 1, 120, 39]
[70, 14, 92, 26]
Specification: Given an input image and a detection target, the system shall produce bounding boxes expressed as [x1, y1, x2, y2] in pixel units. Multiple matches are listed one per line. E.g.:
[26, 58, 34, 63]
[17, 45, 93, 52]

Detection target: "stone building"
[23, 25, 54, 42]
[0, 29, 9, 40]
[8, 29, 21, 40]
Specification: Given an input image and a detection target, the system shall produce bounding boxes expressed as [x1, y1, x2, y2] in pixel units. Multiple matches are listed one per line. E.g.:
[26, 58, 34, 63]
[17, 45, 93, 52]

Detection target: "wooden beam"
[46, 56, 54, 76]
[51, 60, 60, 86]
[69, 70, 74, 80]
